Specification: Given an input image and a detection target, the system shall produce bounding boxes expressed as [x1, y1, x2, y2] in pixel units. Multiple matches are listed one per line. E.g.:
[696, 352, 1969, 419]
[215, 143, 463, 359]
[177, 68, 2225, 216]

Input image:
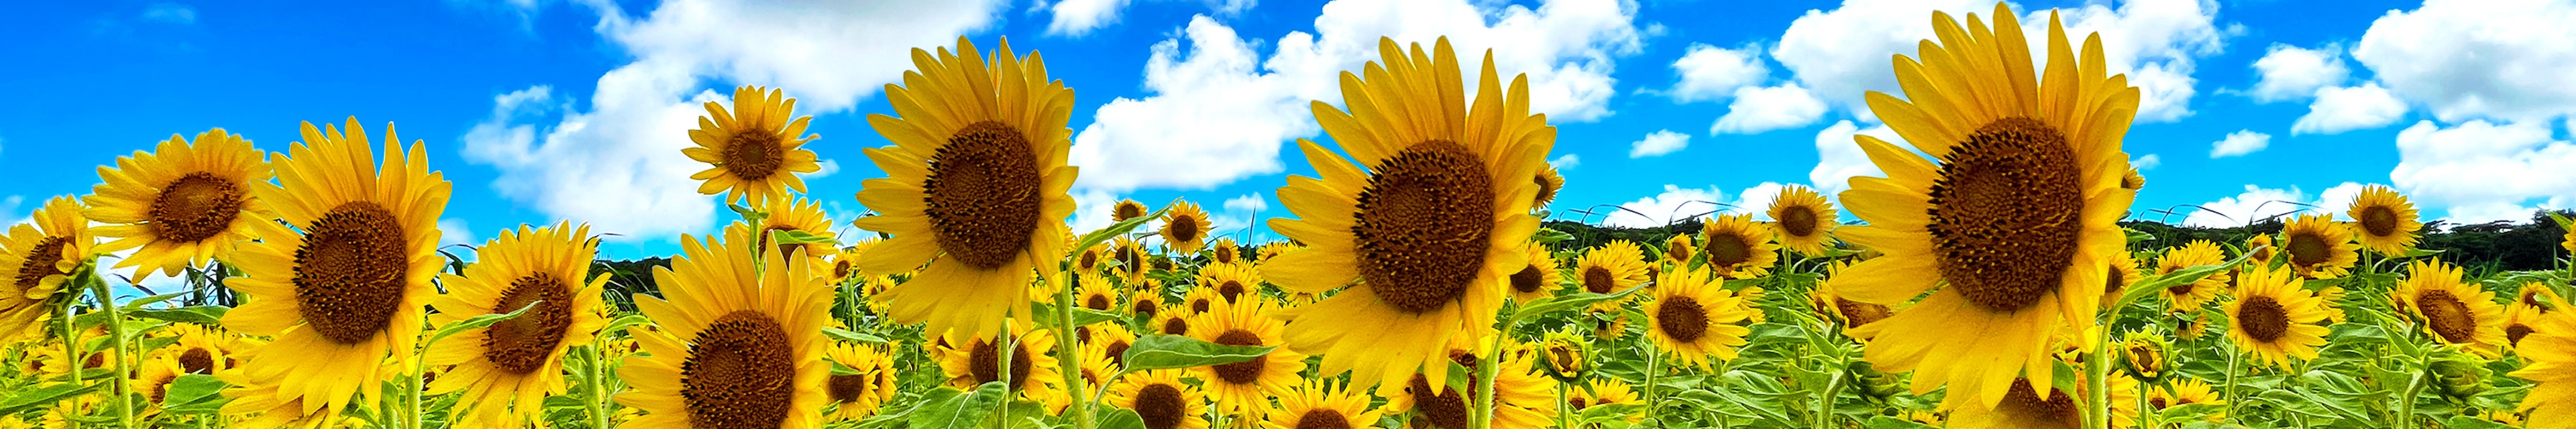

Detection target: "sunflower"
[1089, 323, 1138, 368]
[1947, 379, 2079, 429]
[1113, 199, 1150, 223]
[1569, 241, 1648, 311]
[1072, 341, 1118, 389]
[1073, 271, 1119, 312]
[1197, 261, 1262, 305]
[1661, 233, 1695, 267]
[686, 85, 822, 204]
[1812, 265, 1894, 339]
[2510, 305, 2576, 423]
[2156, 240, 2231, 312]
[2345, 186, 2422, 255]
[1112, 237, 1150, 286]
[159, 323, 242, 375]
[1189, 298, 1307, 413]
[854, 37, 1079, 341]
[85, 127, 272, 280]
[1829, 3, 2140, 409]
[2121, 168, 2145, 190]
[1567, 378, 1643, 422]
[615, 229, 833, 428]
[1128, 290, 1165, 324]
[1587, 308, 1629, 342]
[423, 222, 608, 428]
[1531, 166, 1564, 210]
[1180, 282, 1224, 316]
[1152, 303, 1196, 336]
[1160, 201, 1213, 255]
[2224, 263, 2332, 369]
[1258, 242, 1299, 263]
[2099, 251, 2141, 309]
[2150, 377, 2224, 412]
[1697, 213, 1782, 279]
[1262, 380, 1383, 429]
[1505, 241, 1559, 302]
[134, 353, 186, 416]
[0, 196, 91, 342]
[1075, 241, 1110, 274]
[932, 319, 1065, 408]
[2396, 259, 2506, 356]
[1108, 369, 1208, 429]
[828, 246, 867, 288]
[2524, 284, 2565, 313]
[1644, 267, 1757, 369]
[1767, 184, 1839, 256]
[731, 194, 837, 270]
[2509, 299, 2547, 349]
[2243, 233, 2275, 267]
[823, 342, 898, 421]
[1209, 237, 1242, 265]
[2272, 214, 2359, 280]
[1390, 334, 1557, 429]
[219, 119, 449, 421]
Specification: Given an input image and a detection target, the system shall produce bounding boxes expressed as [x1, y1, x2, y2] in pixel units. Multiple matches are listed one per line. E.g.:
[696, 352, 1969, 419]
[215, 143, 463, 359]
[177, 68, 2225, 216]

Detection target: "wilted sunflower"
[85, 128, 272, 280]
[1208, 237, 1242, 265]
[1109, 369, 1208, 429]
[823, 342, 898, 421]
[1531, 166, 1564, 210]
[1698, 212, 1781, 279]
[219, 119, 449, 422]
[1644, 267, 1756, 369]
[2157, 240, 2231, 311]
[853, 37, 1079, 341]
[616, 230, 833, 428]
[2224, 263, 2331, 369]
[1570, 240, 1649, 311]
[686, 86, 822, 204]
[0, 196, 91, 341]
[1262, 380, 1383, 429]
[1113, 199, 1150, 223]
[1830, 3, 2140, 409]
[1197, 261, 1261, 305]
[1505, 241, 1559, 302]
[730, 194, 837, 271]
[1161, 201, 1213, 255]
[426, 223, 609, 428]
[1261, 36, 1553, 393]
[2277, 214, 2358, 279]
[1193, 298, 1307, 413]
[2346, 186, 2422, 255]
[2396, 259, 2505, 356]
[1767, 184, 1839, 255]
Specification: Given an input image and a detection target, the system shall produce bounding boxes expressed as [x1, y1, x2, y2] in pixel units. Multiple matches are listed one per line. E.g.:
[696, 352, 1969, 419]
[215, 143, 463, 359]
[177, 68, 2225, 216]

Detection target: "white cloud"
[0, 196, 23, 226]
[1548, 154, 1580, 170]
[439, 219, 480, 249]
[1067, 189, 1125, 236]
[2390, 119, 2576, 223]
[2291, 82, 2408, 135]
[1772, 0, 2224, 122]
[1046, 0, 1129, 36]
[2208, 129, 2269, 158]
[462, 0, 1007, 241]
[2353, 0, 2576, 123]
[807, 158, 841, 179]
[142, 3, 197, 25]
[1601, 184, 1725, 228]
[1729, 182, 1788, 219]
[1710, 83, 1829, 134]
[1627, 129, 1689, 158]
[1667, 43, 1768, 103]
[1809, 120, 1902, 194]
[2039, 0, 2228, 123]
[2246, 44, 2347, 103]
[2131, 154, 2161, 170]
[2184, 185, 2314, 227]
[1772, 0, 1990, 118]
[1069, 17, 1303, 192]
[2314, 182, 2371, 216]
[1216, 193, 1270, 241]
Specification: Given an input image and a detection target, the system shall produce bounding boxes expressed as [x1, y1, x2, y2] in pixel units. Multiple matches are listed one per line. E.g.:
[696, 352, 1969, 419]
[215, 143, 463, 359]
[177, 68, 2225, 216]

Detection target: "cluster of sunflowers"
[6, 2, 2576, 429]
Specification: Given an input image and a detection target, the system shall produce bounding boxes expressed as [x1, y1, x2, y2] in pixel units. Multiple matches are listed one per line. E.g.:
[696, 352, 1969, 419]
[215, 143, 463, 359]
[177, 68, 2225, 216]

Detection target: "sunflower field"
[6, 3, 2576, 429]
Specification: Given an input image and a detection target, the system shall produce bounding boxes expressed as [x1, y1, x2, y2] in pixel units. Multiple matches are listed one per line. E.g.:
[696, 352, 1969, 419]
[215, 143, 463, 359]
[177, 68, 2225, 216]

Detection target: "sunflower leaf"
[158, 375, 231, 414]
[1120, 334, 1272, 371]
[425, 301, 542, 351]
[1509, 286, 1643, 326]
[121, 292, 188, 311]
[0, 382, 99, 416]
[1862, 416, 1938, 429]
[824, 326, 890, 344]
[2112, 249, 2253, 322]
[1070, 201, 1178, 262]
[1093, 406, 1148, 429]
[909, 383, 1005, 429]
[1030, 302, 1126, 328]
[126, 306, 227, 326]
[773, 229, 837, 246]
[1534, 227, 1575, 245]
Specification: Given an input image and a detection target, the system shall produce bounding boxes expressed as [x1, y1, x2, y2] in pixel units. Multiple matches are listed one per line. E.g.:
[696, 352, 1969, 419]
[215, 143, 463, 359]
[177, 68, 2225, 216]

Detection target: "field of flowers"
[3, 3, 2575, 429]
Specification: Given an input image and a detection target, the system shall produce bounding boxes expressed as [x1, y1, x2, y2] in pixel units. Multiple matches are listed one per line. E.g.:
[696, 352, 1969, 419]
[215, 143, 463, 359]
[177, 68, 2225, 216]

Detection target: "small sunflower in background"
[85, 127, 272, 280]
[2396, 259, 2505, 356]
[2508, 297, 2546, 349]
[1108, 369, 1207, 429]
[1181, 283, 1223, 315]
[1766, 184, 1838, 256]
[1812, 263, 1894, 340]
[1152, 303, 1196, 336]
[2100, 251, 2141, 309]
[829, 245, 868, 288]
[0, 196, 92, 342]
[1129, 291, 1166, 326]
[1645, 267, 1757, 369]
[2279, 214, 2357, 279]
[1074, 271, 1119, 312]
[1263, 380, 1382, 429]
[1661, 233, 1695, 267]
[1193, 298, 1306, 414]
[686, 85, 822, 204]
[1075, 240, 1110, 273]
[2224, 263, 2332, 369]
[2244, 233, 2275, 267]
[1505, 241, 1558, 303]
[729, 194, 837, 269]
[425, 223, 609, 429]
[1946, 378, 2082, 429]
[2520, 284, 2563, 313]
[1388, 333, 1558, 429]
[1569, 378, 1644, 422]
[934, 320, 1064, 407]
[615, 230, 833, 429]
[2346, 185, 2422, 255]
[1570, 240, 1649, 310]
[1112, 236, 1150, 286]
[2156, 240, 2231, 312]
[2150, 378, 2226, 413]
[823, 342, 898, 421]
[1072, 342, 1119, 391]
[1197, 261, 1260, 305]
[133, 353, 187, 418]
[1112, 199, 1150, 223]
[1160, 200, 1212, 255]
[1588, 308, 1630, 342]
[2121, 167, 2147, 190]
[160, 323, 242, 375]
[1697, 212, 1780, 280]
[1089, 323, 1138, 368]
[1208, 237, 1242, 265]
[1531, 166, 1564, 210]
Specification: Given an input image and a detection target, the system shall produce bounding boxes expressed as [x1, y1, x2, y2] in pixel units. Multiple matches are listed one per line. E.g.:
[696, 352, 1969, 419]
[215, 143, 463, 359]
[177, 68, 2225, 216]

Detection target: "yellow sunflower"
[134, 353, 186, 417]
[2156, 240, 2231, 311]
[2277, 214, 2358, 279]
[1661, 233, 1695, 267]
[1570, 240, 1649, 311]
[1112, 237, 1150, 286]
[1075, 240, 1110, 274]
[2099, 251, 2140, 309]
[219, 119, 450, 421]
[2345, 185, 2422, 255]
[1074, 271, 1119, 312]
[2396, 259, 2506, 356]
[1587, 308, 1629, 343]
[823, 342, 898, 421]
[425, 222, 609, 428]
[159, 323, 242, 375]
[1698, 212, 1782, 279]
[933, 320, 1065, 408]
[1390, 334, 1556, 429]
[2149, 377, 2224, 412]
[1181, 283, 1223, 315]
[615, 229, 833, 428]
[2509, 298, 2546, 349]
[1192, 298, 1307, 413]
[2522, 284, 2564, 313]
[2245, 233, 2275, 267]
[1829, 3, 2141, 409]
[1812, 263, 1894, 339]
[729, 194, 837, 271]
[1766, 184, 1839, 255]
[1108, 369, 1208, 429]
[1257, 242, 1299, 263]
[1088, 322, 1138, 369]
[1161, 200, 1213, 255]
[1129, 290, 1166, 326]
[0, 196, 91, 341]
[85, 127, 272, 280]
[2121, 167, 2145, 191]
[1197, 261, 1262, 305]
[1113, 199, 1150, 223]
[1645, 267, 1757, 369]
[1262, 380, 1383, 429]
[1505, 241, 1559, 302]
[2224, 263, 2332, 369]
[1531, 166, 1564, 210]
[1073, 341, 1118, 391]
[1568, 378, 1643, 422]
[1947, 378, 2080, 429]
[1152, 303, 1197, 336]
[2510, 306, 2576, 423]
[686, 85, 822, 204]
[1209, 237, 1242, 265]
[854, 37, 1079, 341]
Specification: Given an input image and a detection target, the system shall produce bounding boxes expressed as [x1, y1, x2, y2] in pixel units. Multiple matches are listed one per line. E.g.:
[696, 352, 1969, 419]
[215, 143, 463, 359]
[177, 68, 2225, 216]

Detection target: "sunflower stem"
[1641, 347, 1661, 428]
[2220, 344, 2241, 418]
[2135, 378, 2155, 429]
[2084, 326, 2110, 429]
[1555, 382, 1572, 429]
[1813, 367, 1841, 428]
[86, 273, 138, 429]
[586, 343, 612, 429]
[1049, 273, 1096, 429]
[54, 291, 80, 429]
[1470, 328, 1504, 429]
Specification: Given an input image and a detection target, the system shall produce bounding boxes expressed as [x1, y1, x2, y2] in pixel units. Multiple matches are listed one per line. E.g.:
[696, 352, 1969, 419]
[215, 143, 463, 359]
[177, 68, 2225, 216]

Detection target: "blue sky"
[3, 0, 2571, 264]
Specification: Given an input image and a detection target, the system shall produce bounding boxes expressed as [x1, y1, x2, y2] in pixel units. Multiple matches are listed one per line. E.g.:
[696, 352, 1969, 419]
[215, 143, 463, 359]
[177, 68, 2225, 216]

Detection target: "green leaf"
[1862, 416, 1937, 429]
[159, 375, 231, 414]
[1069, 201, 1177, 260]
[1508, 286, 1641, 326]
[772, 229, 837, 246]
[2112, 250, 2252, 318]
[1444, 361, 1472, 397]
[425, 301, 541, 351]
[824, 326, 890, 344]
[1031, 302, 1125, 328]
[1093, 406, 1148, 429]
[2400, 247, 2445, 258]
[909, 383, 1006, 429]
[831, 361, 863, 376]
[1120, 334, 1273, 371]
[122, 292, 187, 311]
[0, 383, 99, 416]
[600, 314, 653, 337]
[1534, 227, 1575, 245]
[2445, 415, 2517, 428]
[126, 306, 227, 326]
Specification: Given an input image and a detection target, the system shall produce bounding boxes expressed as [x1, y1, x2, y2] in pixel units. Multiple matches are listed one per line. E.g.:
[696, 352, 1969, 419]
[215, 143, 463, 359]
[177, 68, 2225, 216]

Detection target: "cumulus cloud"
[2181, 182, 2377, 228]
[2131, 154, 2161, 170]
[1627, 129, 1689, 158]
[1601, 184, 1725, 228]
[1666, 43, 1768, 103]
[1728, 182, 1788, 219]
[1069, 17, 1301, 192]
[1809, 120, 1903, 194]
[142, 3, 197, 25]
[2390, 120, 2576, 223]
[2353, 0, 2576, 123]
[2246, 44, 2347, 103]
[1046, 0, 1130, 36]
[1772, 0, 2224, 122]
[2291, 82, 2408, 135]
[1548, 154, 1580, 170]
[1709, 84, 1829, 134]
[1067, 189, 1125, 236]
[2208, 129, 2269, 158]
[1215, 193, 1270, 240]
[439, 219, 480, 249]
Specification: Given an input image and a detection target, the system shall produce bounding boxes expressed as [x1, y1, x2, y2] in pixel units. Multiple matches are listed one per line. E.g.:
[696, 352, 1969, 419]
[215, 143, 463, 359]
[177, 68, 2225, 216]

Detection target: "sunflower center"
[290, 202, 411, 345]
[679, 310, 796, 429]
[759, 226, 805, 260]
[482, 271, 575, 375]
[150, 172, 245, 243]
[2287, 231, 2331, 267]
[1582, 267, 1615, 294]
[826, 373, 870, 403]
[1086, 294, 1114, 311]
[1657, 296, 1709, 343]
[2417, 290, 2477, 343]
[1296, 410, 1352, 429]
[1926, 117, 2083, 313]
[13, 237, 69, 293]
[1407, 374, 1472, 429]
[1134, 383, 1188, 429]
[2510, 324, 2535, 346]
[1132, 300, 1159, 319]
[2165, 280, 2196, 298]
[1079, 250, 1101, 271]
[722, 129, 785, 182]
[2149, 397, 2167, 410]
[150, 374, 174, 403]
[1780, 206, 1820, 237]
[1210, 329, 1268, 384]
[1169, 216, 1202, 245]
[1509, 265, 1546, 294]
[922, 121, 1042, 270]
[1351, 141, 1495, 314]
[1191, 298, 1212, 314]
[2237, 296, 2290, 343]
[1834, 298, 1892, 327]
[968, 339, 1036, 391]
[1214, 249, 1237, 265]
[178, 348, 215, 374]
[1705, 233, 1752, 267]
[833, 259, 853, 280]
[1533, 174, 1559, 207]
[2104, 265, 2128, 296]
[2124, 343, 2162, 375]
[2359, 206, 2402, 237]
[1161, 317, 1190, 336]
[1115, 202, 1147, 222]
[1218, 281, 1246, 303]
[2000, 379, 2081, 428]
[1106, 340, 1132, 367]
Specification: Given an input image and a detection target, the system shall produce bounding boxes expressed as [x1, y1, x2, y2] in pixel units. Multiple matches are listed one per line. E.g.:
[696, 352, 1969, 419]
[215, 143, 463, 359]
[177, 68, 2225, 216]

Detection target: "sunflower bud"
[2429, 357, 2491, 400]
[1848, 360, 1906, 400]
[1537, 331, 1589, 381]
[2115, 331, 2170, 382]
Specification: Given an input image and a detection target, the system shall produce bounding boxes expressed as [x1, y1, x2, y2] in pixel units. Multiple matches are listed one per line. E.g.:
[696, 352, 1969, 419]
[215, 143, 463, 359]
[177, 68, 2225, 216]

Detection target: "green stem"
[2135, 379, 2154, 429]
[1813, 369, 1842, 428]
[1555, 383, 1572, 429]
[409, 324, 428, 429]
[1470, 327, 1504, 429]
[996, 330, 1017, 428]
[2221, 345, 2241, 419]
[586, 344, 611, 429]
[1641, 349, 1661, 427]
[2394, 367, 2428, 428]
[1050, 275, 1095, 429]
[88, 275, 137, 429]
[55, 294, 80, 429]
[2084, 332, 2108, 429]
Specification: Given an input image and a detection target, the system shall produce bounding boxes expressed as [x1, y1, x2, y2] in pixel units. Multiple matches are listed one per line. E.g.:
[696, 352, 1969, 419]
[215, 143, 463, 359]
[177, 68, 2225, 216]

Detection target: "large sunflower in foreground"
[1644, 267, 1756, 369]
[2278, 214, 2357, 279]
[2346, 186, 2421, 255]
[2512, 305, 2576, 424]
[2223, 263, 2330, 369]
[616, 230, 833, 428]
[2396, 259, 2505, 356]
[220, 119, 450, 422]
[1261, 380, 1383, 429]
[853, 37, 1078, 341]
[1947, 378, 2080, 429]
[0, 196, 91, 342]
[823, 342, 898, 421]
[1263, 37, 1552, 392]
[1697, 212, 1781, 279]
[686, 85, 822, 204]
[2156, 240, 2231, 311]
[1108, 369, 1208, 429]
[1570, 240, 1648, 311]
[85, 127, 272, 280]
[1161, 200, 1212, 255]
[1766, 184, 1838, 255]
[425, 223, 608, 428]
[1192, 298, 1307, 413]
[1831, 3, 2140, 409]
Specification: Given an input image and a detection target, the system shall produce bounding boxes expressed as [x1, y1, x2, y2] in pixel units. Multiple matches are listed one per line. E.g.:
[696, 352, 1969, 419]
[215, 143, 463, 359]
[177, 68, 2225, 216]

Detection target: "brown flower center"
[1833, 298, 1891, 327]
[1779, 206, 1820, 237]
[1217, 281, 1246, 303]
[2417, 290, 2478, 343]
[1209, 329, 1267, 385]
[1705, 233, 1752, 267]
[1509, 265, 1546, 294]
[2510, 323, 2535, 347]
[1927, 117, 2082, 313]
[1657, 296, 1709, 343]
[2287, 231, 2332, 267]
[1296, 410, 1352, 429]
[178, 348, 215, 374]
[12, 237, 69, 294]
[1582, 266, 1615, 294]
[1114, 202, 1147, 222]
[922, 121, 1042, 270]
[1134, 383, 1189, 429]
[1161, 317, 1190, 336]
[722, 129, 784, 182]
[2237, 296, 2289, 343]
[1999, 379, 2080, 428]
[150, 172, 245, 243]
[1167, 215, 1202, 245]
[482, 271, 576, 374]
[1352, 141, 1493, 314]
[2359, 206, 2402, 237]
[680, 310, 796, 429]
[969, 338, 1036, 391]
[826, 373, 869, 403]
[1086, 294, 1114, 311]
[292, 202, 411, 345]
